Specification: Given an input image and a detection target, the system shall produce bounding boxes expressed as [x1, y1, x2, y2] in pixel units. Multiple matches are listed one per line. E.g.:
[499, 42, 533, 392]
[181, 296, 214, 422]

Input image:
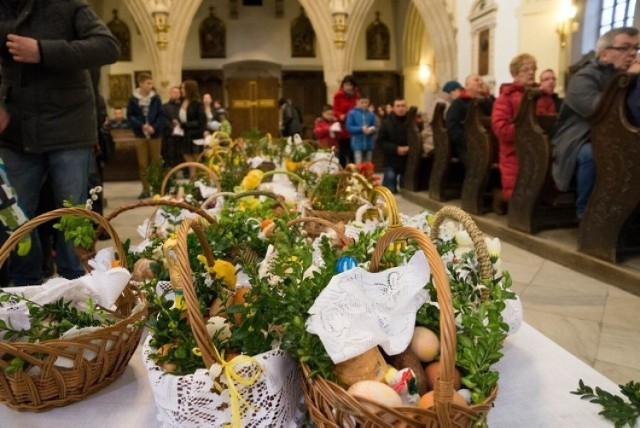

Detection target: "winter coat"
[180, 100, 207, 154]
[378, 113, 410, 171]
[313, 117, 338, 149]
[346, 107, 377, 152]
[127, 89, 164, 139]
[492, 82, 556, 200]
[0, 0, 120, 153]
[281, 103, 303, 137]
[552, 59, 617, 191]
[446, 92, 494, 166]
[333, 88, 359, 139]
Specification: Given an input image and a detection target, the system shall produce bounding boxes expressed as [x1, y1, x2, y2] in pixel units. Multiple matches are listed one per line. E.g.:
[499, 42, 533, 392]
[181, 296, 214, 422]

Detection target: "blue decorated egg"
[336, 255, 358, 273]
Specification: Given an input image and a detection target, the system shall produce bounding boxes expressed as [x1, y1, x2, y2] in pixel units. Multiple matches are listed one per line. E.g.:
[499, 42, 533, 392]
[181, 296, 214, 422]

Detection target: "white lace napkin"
[306, 251, 431, 364]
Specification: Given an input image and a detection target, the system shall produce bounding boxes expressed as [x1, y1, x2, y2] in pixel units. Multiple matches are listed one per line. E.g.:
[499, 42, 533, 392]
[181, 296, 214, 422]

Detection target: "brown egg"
[424, 361, 462, 391]
[410, 326, 440, 362]
[417, 390, 469, 409]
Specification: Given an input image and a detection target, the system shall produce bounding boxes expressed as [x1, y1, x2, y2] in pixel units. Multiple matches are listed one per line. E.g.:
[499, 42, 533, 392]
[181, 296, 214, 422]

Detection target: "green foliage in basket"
[416, 236, 514, 405]
[147, 158, 170, 196]
[0, 292, 115, 374]
[311, 174, 361, 212]
[214, 149, 251, 192]
[53, 189, 102, 250]
[572, 379, 640, 428]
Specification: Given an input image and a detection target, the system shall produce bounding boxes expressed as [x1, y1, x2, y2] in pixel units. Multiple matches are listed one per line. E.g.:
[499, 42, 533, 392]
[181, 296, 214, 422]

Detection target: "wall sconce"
[556, 0, 578, 49]
[151, 0, 170, 49]
[330, 0, 348, 48]
[418, 64, 431, 89]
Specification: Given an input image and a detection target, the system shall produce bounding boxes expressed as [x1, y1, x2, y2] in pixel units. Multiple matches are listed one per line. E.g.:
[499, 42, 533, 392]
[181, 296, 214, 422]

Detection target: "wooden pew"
[580, 73, 640, 262]
[460, 98, 499, 214]
[104, 128, 140, 181]
[428, 103, 464, 201]
[402, 106, 432, 191]
[508, 89, 576, 234]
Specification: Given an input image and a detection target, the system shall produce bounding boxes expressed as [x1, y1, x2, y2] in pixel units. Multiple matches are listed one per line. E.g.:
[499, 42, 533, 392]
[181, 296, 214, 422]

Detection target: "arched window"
[599, 0, 636, 35]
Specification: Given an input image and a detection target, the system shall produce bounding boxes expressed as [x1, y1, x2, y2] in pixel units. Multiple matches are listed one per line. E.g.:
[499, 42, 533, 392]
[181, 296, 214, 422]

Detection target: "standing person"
[0, 0, 119, 286]
[161, 86, 182, 169]
[539, 69, 563, 112]
[345, 94, 377, 163]
[333, 75, 359, 167]
[445, 74, 494, 167]
[278, 98, 303, 137]
[127, 72, 164, 199]
[313, 104, 339, 150]
[202, 93, 219, 134]
[109, 107, 130, 129]
[553, 27, 640, 219]
[176, 80, 206, 178]
[378, 98, 410, 194]
[492, 53, 556, 213]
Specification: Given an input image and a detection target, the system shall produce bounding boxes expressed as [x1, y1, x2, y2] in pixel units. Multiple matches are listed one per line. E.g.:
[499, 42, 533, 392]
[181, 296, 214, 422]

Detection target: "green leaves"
[572, 379, 640, 427]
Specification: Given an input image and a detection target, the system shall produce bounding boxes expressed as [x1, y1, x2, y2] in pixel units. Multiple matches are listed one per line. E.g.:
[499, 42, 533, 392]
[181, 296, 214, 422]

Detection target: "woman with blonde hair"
[491, 53, 556, 213]
[175, 80, 206, 177]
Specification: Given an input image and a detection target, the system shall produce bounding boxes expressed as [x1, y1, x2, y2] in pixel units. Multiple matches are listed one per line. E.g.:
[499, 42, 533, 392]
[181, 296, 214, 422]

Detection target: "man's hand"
[628, 60, 640, 74]
[0, 108, 9, 133]
[397, 145, 409, 156]
[7, 34, 41, 63]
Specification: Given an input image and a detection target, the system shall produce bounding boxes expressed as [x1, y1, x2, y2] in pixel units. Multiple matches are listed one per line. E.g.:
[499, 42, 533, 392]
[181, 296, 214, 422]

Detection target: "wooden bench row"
[403, 73, 640, 263]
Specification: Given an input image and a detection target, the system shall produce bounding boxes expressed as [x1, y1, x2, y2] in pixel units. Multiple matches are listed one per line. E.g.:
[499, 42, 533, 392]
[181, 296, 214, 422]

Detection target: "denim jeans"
[382, 167, 403, 194]
[575, 143, 595, 219]
[353, 150, 372, 164]
[0, 147, 92, 285]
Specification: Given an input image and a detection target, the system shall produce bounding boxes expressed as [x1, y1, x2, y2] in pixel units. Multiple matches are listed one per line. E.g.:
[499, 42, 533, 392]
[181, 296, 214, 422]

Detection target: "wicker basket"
[160, 162, 220, 197]
[301, 226, 497, 427]
[0, 207, 147, 412]
[141, 217, 302, 426]
[286, 217, 352, 248]
[200, 189, 289, 213]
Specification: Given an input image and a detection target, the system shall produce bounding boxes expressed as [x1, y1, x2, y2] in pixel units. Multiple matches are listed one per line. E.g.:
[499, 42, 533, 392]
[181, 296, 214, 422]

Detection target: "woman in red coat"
[333, 75, 359, 167]
[491, 53, 556, 208]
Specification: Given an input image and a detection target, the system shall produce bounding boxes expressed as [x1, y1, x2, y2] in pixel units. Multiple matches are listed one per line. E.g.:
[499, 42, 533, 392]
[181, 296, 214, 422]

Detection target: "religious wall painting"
[200, 7, 226, 58]
[478, 28, 490, 76]
[291, 8, 315, 57]
[366, 12, 390, 60]
[108, 74, 132, 108]
[107, 9, 131, 61]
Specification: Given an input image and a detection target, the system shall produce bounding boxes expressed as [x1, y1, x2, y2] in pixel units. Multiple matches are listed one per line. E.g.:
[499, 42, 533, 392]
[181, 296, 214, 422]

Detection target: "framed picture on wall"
[478, 28, 490, 76]
[107, 74, 132, 108]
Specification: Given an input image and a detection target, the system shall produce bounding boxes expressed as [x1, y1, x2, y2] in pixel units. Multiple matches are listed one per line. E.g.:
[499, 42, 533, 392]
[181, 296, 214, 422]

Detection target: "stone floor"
[101, 181, 640, 386]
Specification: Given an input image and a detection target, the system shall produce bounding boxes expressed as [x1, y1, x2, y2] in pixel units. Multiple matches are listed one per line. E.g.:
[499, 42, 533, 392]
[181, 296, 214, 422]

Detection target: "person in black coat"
[378, 98, 410, 194]
[0, 0, 119, 286]
[177, 80, 206, 178]
[445, 74, 495, 167]
[161, 86, 182, 169]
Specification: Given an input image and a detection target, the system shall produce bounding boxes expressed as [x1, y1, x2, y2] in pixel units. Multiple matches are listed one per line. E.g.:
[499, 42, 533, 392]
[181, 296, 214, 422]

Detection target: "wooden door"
[227, 77, 279, 137]
[282, 71, 327, 139]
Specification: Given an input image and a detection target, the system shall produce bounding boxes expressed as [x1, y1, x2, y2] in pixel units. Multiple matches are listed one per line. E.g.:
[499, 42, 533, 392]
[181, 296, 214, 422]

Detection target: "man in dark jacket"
[161, 86, 183, 169]
[552, 27, 640, 219]
[445, 74, 494, 167]
[0, 0, 120, 285]
[279, 98, 303, 137]
[379, 98, 410, 194]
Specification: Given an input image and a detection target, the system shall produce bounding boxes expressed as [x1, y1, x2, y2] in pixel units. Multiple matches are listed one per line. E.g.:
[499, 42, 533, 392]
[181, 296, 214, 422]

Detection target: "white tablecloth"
[0, 323, 618, 427]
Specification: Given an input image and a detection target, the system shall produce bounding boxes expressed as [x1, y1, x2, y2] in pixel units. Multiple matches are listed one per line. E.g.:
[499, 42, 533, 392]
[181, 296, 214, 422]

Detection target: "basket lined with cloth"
[142, 217, 303, 427]
[0, 208, 147, 412]
[301, 225, 499, 427]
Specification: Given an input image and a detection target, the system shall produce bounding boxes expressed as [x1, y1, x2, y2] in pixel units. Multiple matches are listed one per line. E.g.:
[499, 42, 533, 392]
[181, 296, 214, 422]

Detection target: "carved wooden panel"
[352, 71, 402, 110]
[402, 107, 422, 191]
[181, 70, 224, 105]
[282, 71, 326, 139]
[227, 77, 279, 137]
[580, 73, 640, 262]
[428, 103, 462, 201]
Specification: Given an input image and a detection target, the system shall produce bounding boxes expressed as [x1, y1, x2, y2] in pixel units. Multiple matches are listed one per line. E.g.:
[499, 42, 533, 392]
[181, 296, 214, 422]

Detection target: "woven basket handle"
[307, 155, 343, 172]
[259, 169, 305, 186]
[285, 217, 351, 247]
[369, 186, 402, 228]
[103, 199, 216, 237]
[429, 206, 492, 281]
[160, 162, 220, 196]
[201, 190, 289, 212]
[0, 207, 126, 269]
[173, 217, 219, 368]
[307, 169, 373, 202]
[369, 227, 454, 427]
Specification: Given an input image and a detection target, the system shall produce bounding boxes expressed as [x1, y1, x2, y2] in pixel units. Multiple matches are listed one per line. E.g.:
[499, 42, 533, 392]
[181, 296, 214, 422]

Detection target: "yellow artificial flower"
[285, 159, 298, 173]
[240, 169, 265, 190]
[198, 254, 237, 289]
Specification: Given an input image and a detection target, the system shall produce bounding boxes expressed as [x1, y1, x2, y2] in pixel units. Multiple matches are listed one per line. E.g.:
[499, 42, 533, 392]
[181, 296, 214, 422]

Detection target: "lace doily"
[142, 336, 304, 427]
[307, 251, 431, 363]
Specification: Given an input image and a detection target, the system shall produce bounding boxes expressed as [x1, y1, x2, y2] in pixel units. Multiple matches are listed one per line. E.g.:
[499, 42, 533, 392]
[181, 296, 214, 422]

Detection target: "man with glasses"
[552, 27, 640, 220]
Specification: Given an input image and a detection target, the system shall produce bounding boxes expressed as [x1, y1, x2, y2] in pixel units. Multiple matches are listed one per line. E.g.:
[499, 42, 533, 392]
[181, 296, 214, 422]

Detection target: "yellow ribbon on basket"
[195, 344, 264, 428]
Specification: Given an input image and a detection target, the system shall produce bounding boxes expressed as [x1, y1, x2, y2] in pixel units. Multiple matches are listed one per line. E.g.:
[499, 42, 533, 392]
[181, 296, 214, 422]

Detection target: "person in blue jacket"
[345, 94, 377, 164]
